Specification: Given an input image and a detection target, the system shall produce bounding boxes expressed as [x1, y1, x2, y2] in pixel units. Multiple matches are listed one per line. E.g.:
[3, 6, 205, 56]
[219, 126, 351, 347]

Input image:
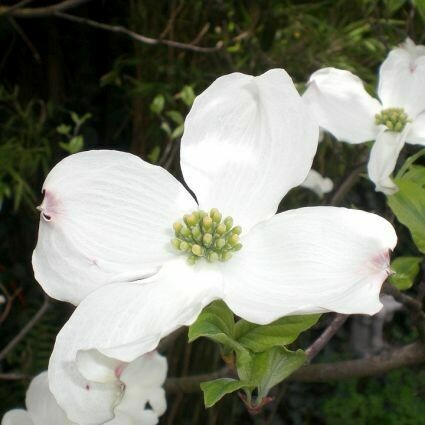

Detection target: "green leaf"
[179, 85, 196, 106]
[413, 0, 425, 22]
[56, 124, 71, 136]
[402, 165, 425, 188]
[388, 179, 425, 253]
[188, 300, 234, 342]
[166, 110, 184, 125]
[389, 256, 422, 290]
[171, 124, 184, 139]
[147, 145, 161, 163]
[59, 135, 84, 154]
[150, 94, 165, 114]
[234, 314, 320, 352]
[252, 347, 306, 398]
[201, 378, 250, 408]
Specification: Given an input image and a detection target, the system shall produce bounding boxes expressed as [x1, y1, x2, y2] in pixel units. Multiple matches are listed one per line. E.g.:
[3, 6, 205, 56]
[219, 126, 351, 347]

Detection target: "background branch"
[0, 0, 91, 17]
[0, 296, 49, 362]
[54, 12, 222, 53]
[164, 342, 425, 393]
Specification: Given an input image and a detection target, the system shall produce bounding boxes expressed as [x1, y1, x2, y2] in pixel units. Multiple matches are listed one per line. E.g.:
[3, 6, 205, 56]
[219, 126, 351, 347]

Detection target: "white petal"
[181, 69, 318, 231]
[300, 169, 334, 198]
[121, 352, 167, 390]
[117, 353, 167, 420]
[1, 410, 33, 425]
[378, 38, 425, 117]
[303, 68, 381, 143]
[76, 350, 123, 384]
[222, 207, 397, 324]
[48, 259, 222, 424]
[33, 150, 197, 305]
[367, 129, 407, 194]
[26, 372, 76, 425]
[407, 113, 425, 145]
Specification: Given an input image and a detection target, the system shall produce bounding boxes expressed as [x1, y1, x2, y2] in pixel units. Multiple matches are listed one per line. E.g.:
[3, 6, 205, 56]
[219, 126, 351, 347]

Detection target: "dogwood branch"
[383, 282, 425, 340]
[164, 342, 425, 393]
[305, 314, 348, 361]
[54, 12, 222, 53]
[0, 296, 49, 362]
[0, 0, 91, 17]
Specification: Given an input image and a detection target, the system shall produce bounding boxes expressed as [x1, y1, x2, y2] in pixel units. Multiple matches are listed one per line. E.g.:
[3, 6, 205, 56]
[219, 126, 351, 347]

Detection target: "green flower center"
[171, 208, 242, 265]
[374, 107, 410, 133]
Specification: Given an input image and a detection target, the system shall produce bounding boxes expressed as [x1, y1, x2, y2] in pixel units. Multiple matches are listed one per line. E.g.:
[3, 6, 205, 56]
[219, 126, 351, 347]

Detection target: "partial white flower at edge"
[300, 169, 334, 198]
[32, 69, 397, 424]
[1, 352, 167, 425]
[303, 38, 425, 195]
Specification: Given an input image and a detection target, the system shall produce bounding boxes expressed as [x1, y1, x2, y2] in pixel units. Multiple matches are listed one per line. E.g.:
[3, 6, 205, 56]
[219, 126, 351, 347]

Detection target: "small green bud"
[186, 214, 198, 227]
[171, 238, 181, 250]
[192, 244, 203, 256]
[229, 234, 239, 246]
[386, 121, 393, 130]
[192, 226, 201, 240]
[192, 211, 200, 221]
[203, 233, 213, 246]
[232, 226, 242, 235]
[216, 223, 227, 235]
[180, 241, 189, 251]
[180, 227, 191, 238]
[224, 216, 233, 230]
[216, 238, 226, 250]
[210, 208, 222, 223]
[173, 222, 183, 234]
[202, 216, 213, 230]
[199, 210, 208, 219]
[233, 243, 243, 251]
[208, 252, 219, 262]
[187, 255, 198, 265]
[221, 251, 232, 262]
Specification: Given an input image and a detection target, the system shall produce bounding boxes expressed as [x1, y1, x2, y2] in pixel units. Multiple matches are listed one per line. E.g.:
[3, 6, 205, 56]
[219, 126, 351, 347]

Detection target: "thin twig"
[54, 12, 222, 53]
[305, 314, 349, 361]
[0, 372, 28, 380]
[329, 163, 366, 206]
[0, 0, 35, 15]
[8, 17, 41, 62]
[0, 0, 91, 17]
[0, 285, 22, 326]
[0, 296, 49, 362]
[383, 282, 425, 340]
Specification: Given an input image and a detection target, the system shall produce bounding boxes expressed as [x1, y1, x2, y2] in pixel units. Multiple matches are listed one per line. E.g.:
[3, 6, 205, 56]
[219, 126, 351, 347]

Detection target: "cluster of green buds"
[375, 107, 410, 133]
[171, 208, 242, 264]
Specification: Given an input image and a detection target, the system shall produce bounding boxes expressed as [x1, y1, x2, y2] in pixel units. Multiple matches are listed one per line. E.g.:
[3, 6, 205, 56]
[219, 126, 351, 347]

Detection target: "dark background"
[0, 1, 424, 424]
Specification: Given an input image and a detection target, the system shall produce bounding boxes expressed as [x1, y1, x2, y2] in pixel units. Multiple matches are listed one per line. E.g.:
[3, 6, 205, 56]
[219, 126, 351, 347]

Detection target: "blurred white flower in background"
[1, 372, 76, 425]
[300, 169, 334, 198]
[304, 38, 425, 194]
[1, 352, 167, 425]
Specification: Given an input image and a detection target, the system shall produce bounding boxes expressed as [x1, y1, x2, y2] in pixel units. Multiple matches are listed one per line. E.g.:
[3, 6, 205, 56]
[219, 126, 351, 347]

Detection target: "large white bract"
[303, 38, 425, 194]
[32, 69, 397, 424]
[1, 353, 167, 425]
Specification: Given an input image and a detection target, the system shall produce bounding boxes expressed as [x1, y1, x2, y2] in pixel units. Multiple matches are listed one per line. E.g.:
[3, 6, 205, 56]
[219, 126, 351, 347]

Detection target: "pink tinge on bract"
[370, 249, 392, 275]
[37, 190, 60, 222]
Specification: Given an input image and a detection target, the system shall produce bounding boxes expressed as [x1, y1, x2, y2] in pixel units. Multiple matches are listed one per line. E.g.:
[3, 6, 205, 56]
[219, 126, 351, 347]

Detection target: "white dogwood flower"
[300, 169, 334, 198]
[303, 38, 425, 194]
[32, 69, 396, 423]
[1, 372, 76, 425]
[2, 352, 167, 425]
[76, 350, 167, 425]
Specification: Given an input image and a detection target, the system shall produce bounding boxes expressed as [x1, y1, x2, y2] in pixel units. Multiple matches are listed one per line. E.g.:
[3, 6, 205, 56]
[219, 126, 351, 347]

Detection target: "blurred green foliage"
[0, 0, 424, 423]
[322, 369, 425, 425]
